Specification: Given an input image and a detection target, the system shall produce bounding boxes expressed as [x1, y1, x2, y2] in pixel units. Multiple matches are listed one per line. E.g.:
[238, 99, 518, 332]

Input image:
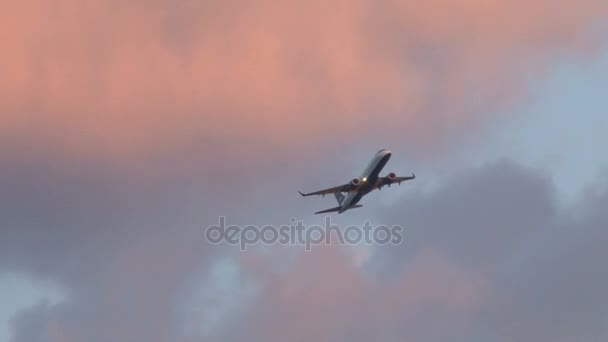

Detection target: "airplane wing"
[375, 173, 416, 189]
[298, 184, 349, 197]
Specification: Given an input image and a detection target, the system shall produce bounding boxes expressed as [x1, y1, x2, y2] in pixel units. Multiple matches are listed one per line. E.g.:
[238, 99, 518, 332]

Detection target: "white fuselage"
[339, 149, 392, 213]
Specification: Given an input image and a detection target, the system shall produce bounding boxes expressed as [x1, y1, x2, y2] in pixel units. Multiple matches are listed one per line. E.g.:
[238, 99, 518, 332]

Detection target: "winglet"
[298, 191, 308, 197]
[412, 173, 416, 179]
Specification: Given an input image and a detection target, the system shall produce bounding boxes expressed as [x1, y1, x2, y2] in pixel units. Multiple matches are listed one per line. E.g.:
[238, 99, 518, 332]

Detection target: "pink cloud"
[1, 0, 606, 169]
[240, 245, 488, 341]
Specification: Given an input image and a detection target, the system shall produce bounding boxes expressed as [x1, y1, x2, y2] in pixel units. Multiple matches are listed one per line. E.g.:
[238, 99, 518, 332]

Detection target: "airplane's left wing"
[298, 183, 349, 197]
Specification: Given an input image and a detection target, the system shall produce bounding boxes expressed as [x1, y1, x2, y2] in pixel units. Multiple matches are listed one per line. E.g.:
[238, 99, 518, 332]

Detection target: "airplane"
[298, 148, 415, 214]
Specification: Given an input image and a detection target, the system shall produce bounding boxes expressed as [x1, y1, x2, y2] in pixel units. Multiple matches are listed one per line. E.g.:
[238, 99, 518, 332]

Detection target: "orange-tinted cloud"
[1, 0, 606, 165]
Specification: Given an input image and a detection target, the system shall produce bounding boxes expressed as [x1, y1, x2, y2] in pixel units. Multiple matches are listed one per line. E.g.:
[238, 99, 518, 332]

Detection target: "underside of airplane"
[299, 149, 415, 214]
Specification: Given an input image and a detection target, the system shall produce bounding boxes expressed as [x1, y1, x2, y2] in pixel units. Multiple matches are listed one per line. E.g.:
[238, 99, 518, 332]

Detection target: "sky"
[1, 1, 608, 341]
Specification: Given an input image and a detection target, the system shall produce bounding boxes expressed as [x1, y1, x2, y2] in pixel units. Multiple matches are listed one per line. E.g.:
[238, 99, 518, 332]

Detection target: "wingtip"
[298, 191, 307, 197]
[412, 173, 416, 179]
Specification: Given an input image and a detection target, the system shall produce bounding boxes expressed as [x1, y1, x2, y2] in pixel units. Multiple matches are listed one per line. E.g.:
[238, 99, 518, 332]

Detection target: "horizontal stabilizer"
[314, 206, 341, 214]
[314, 204, 363, 215]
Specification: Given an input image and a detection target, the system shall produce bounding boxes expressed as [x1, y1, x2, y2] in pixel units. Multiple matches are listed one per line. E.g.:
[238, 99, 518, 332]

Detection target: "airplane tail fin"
[314, 204, 363, 215]
[335, 192, 345, 205]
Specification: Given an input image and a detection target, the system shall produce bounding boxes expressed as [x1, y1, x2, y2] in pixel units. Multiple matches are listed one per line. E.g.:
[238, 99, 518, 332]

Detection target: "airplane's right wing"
[298, 183, 349, 197]
[375, 173, 416, 189]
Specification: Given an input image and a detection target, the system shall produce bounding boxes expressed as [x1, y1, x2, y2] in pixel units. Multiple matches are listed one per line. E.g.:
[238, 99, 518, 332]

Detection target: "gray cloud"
[0, 151, 223, 342]
[368, 160, 608, 342]
[4, 153, 608, 342]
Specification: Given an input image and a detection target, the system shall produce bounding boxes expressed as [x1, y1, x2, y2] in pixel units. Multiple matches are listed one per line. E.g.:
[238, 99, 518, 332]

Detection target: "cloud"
[237, 245, 487, 342]
[0, 152, 224, 342]
[1, 0, 606, 167]
[368, 160, 608, 341]
[198, 160, 608, 342]
[376, 159, 557, 270]
[4, 157, 608, 342]
[2, 1, 608, 341]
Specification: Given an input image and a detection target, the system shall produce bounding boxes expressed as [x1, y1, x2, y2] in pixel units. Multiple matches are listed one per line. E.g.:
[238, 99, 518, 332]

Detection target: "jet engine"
[387, 172, 397, 180]
[350, 178, 362, 187]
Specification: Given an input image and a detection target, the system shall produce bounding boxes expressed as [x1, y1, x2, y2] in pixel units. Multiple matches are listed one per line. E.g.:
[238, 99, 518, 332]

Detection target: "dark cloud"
[4, 154, 608, 342]
[367, 160, 608, 341]
[375, 159, 557, 271]
[0, 151, 223, 342]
